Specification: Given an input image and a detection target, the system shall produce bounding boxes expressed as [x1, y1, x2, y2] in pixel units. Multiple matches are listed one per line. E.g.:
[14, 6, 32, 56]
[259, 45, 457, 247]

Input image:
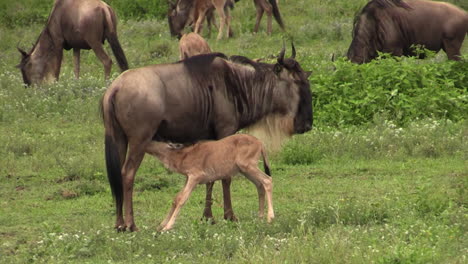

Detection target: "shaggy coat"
[347, 0, 468, 63]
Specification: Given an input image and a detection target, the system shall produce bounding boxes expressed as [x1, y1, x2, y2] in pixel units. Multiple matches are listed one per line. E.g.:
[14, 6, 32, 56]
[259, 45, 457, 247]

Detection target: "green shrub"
[311, 55, 468, 127]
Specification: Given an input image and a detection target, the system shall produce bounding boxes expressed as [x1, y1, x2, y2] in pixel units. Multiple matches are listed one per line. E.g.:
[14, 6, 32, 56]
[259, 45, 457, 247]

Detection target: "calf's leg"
[160, 177, 198, 231]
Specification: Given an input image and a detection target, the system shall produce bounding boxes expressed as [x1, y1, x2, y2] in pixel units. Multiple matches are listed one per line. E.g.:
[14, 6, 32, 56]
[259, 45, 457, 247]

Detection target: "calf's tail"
[261, 148, 271, 177]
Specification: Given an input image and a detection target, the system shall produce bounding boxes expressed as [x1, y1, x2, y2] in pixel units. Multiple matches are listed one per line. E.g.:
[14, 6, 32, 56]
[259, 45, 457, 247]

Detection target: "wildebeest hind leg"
[89, 42, 113, 79]
[120, 143, 147, 232]
[254, 2, 264, 33]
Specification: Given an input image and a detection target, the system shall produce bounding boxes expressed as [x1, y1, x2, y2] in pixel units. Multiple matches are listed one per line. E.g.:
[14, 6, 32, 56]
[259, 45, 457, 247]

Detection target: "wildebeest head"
[347, 0, 411, 63]
[167, 0, 191, 39]
[17, 46, 40, 86]
[275, 43, 313, 134]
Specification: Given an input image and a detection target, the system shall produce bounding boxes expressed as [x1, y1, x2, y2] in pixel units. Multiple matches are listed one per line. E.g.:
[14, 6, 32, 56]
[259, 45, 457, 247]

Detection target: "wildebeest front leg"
[442, 38, 463, 61]
[253, 2, 264, 33]
[222, 178, 238, 221]
[73, 48, 80, 79]
[160, 177, 198, 231]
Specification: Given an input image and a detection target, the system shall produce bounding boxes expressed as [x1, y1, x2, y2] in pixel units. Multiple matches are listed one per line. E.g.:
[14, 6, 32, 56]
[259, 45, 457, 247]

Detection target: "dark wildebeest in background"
[17, 0, 129, 85]
[250, 0, 285, 35]
[168, 0, 234, 40]
[145, 134, 274, 231]
[347, 0, 468, 63]
[101, 45, 313, 231]
[179, 33, 212, 60]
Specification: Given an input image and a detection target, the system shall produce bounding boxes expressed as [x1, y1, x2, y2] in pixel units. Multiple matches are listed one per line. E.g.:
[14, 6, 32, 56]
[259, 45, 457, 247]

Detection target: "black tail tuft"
[268, 0, 285, 30]
[105, 135, 123, 211]
[107, 34, 129, 71]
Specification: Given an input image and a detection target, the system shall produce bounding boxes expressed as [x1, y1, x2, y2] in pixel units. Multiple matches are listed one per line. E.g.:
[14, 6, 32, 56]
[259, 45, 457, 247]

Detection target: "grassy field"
[1, 0, 467, 263]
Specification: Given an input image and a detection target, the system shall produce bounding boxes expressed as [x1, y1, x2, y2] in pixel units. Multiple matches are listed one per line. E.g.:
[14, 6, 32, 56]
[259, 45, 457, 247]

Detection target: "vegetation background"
[0, 0, 467, 263]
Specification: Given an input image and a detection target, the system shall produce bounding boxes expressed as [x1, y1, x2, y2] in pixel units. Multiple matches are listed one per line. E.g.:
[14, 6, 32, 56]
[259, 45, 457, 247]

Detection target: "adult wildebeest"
[101, 45, 312, 231]
[145, 134, 274, 231]
[251, 0, 284, 35]
[168, 0, 234, 40]
[17, 0, 129, 85]
[347, 0, 468, 63]
[179, 33, 212, 60]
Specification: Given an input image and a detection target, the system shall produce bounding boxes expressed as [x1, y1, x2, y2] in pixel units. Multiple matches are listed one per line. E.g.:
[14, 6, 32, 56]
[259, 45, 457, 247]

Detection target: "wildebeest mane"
[180, 52, 279, 128]
[352, 0, 412, 37]
[350, 0, 413, 57]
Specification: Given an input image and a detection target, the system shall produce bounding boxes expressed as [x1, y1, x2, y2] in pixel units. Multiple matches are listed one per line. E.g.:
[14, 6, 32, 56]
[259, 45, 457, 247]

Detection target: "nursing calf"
[145, 134, 274, 231]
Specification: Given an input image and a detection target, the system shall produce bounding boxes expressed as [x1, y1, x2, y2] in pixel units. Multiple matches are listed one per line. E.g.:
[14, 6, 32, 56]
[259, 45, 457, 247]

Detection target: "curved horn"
[17, 47, 28, 57]
[290, 42, 296, 59]
[277, 41, 286, 64]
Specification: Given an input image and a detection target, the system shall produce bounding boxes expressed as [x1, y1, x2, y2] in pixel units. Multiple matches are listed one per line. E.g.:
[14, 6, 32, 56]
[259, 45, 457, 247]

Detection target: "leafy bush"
[311, 55, 468, 127]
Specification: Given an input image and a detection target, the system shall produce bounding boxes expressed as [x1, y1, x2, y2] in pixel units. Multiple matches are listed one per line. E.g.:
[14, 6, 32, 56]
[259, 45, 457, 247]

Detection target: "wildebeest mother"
[101, 46, 313, 231]
[348, 0, 468, 63]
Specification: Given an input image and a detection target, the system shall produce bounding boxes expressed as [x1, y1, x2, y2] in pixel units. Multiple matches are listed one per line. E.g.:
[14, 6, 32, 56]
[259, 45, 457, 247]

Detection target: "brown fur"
[146, 134, 273, 231]
[179, 33, 212, 60]
[169, 0, 233, 40]
[252, 0, 285, 35]
[17, 0, 128, 85]
[348, 0, 468, 63]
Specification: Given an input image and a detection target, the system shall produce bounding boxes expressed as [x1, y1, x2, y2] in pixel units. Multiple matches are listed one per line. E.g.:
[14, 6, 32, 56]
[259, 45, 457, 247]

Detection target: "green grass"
[1, 0, 467, 263]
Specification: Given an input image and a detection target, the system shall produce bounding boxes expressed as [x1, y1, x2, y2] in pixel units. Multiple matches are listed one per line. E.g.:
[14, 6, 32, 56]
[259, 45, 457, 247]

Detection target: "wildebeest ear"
[304, 71, 312, 78]
[274, 64, 283, 74]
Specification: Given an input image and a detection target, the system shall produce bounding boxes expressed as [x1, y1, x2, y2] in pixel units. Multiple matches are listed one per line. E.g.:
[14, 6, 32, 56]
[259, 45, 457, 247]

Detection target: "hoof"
[224, 214, 238, 222]
[115, 225, 127, 232]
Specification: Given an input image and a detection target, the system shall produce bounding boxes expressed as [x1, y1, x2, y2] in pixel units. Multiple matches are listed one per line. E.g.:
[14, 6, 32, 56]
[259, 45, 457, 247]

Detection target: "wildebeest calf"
[145, 134, 274, 231]
[179, 33, 212, 60]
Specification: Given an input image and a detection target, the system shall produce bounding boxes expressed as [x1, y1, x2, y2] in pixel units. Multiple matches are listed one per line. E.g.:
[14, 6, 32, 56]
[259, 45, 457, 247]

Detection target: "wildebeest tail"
[101, 91, 126, 214]
[104, 6, 129, 71]
[269, 0, 285, 30]
[261, 148, 271, 177]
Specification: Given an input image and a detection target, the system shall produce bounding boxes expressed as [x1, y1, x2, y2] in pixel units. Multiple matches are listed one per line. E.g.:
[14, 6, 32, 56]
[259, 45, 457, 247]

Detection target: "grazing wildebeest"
[17, 0, 129, 85]
[251, 0, 285, 34]
[347, 0, 468, 63]
[168, 0, 234, 40]
[145, 134, 274, 231]
[101, 45, 312, 231]
[179, 33, 212, 60]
